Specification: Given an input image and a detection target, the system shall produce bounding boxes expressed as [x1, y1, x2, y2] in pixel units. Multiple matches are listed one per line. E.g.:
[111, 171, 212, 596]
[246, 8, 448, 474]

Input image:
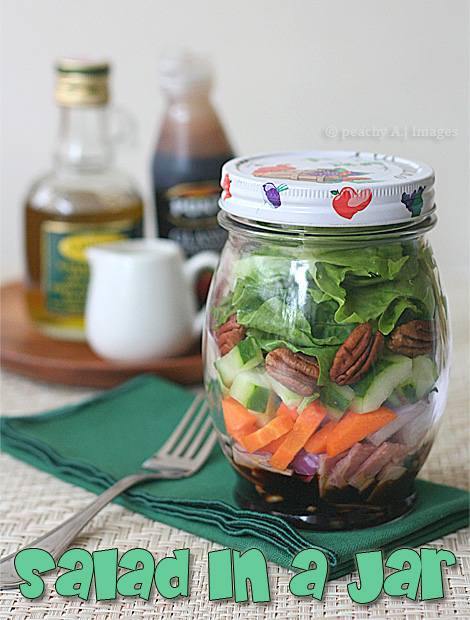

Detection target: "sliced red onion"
[298, 475, 315, 483]
[291, 449, 320, 475]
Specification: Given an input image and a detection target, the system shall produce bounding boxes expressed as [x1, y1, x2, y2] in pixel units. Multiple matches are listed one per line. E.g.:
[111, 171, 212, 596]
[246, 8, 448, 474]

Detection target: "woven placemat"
[1, 280, 469, 619]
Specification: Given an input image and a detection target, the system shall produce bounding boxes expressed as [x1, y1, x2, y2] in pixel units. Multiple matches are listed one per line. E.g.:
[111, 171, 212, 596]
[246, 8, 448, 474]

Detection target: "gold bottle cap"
[54, 58, 110, 107]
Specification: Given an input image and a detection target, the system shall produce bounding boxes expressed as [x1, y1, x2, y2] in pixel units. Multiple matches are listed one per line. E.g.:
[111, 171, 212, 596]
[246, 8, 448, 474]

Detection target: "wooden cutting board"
[0, 282, 203, 388]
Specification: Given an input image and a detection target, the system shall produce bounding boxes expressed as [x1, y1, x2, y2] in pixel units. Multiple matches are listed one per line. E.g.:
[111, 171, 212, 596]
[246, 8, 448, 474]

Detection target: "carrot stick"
[269, 401, 328, 470]
[304, 419, 338, 454]
[222, 397, 258, 442]
[240, 414, 294, 453]
[326, 407, 397, 457]
[276, 402, 299, 421]
[263, 435, 287, 454]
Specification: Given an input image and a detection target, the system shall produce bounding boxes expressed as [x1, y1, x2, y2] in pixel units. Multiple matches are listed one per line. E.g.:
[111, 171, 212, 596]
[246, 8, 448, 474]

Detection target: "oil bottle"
[25, 58, 144, 340]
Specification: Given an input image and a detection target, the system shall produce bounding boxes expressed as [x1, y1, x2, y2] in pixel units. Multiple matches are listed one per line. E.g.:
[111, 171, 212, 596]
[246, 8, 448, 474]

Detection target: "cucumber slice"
[215, 338, 264, 387]
[350, 355, 412, 414]
[401, 356, 438, 403]
[297, 394, 319, 414]
[385, 390, 405, 408]
[319, 383, 355, 420]
[267, 376, 304, 409]
[255, 391, 279, 427]
[400, 384, 420, 404]
[217, 374, 230, 398]
[229, 368, 272, 413]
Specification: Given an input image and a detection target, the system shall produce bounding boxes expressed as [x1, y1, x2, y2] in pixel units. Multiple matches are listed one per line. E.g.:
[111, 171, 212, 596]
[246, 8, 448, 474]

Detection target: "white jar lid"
[219, 150, 435, 227]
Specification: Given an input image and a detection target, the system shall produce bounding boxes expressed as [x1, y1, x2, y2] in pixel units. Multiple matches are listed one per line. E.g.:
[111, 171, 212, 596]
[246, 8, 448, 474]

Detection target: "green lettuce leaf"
[378, 298, 421, 334]
[214, 241, 437, 386]
[303, 297, 357, 341]
[232, 255, 299, 282]
[306, 243, 434, 332]
[237, 298, 314, 348]
[310, 244, 409, 279]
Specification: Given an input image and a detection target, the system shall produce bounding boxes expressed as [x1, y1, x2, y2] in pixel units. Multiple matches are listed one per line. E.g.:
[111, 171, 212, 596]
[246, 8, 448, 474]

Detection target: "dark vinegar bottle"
[152, 51, 234, 300]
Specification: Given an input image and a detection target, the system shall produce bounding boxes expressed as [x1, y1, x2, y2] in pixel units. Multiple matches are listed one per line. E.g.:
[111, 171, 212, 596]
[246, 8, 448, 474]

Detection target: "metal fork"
[0, 394, 216, 589]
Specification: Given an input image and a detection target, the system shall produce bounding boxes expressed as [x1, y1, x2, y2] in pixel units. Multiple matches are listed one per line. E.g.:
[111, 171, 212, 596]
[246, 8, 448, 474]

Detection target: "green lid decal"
[401, 187, 425, 218]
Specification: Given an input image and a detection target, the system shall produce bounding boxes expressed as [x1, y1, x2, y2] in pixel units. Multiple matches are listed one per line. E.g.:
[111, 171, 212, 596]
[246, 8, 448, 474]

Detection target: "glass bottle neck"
[55, 105, 112, 172]
[156, 87, 233, 160]
[164, 86, 211, 105]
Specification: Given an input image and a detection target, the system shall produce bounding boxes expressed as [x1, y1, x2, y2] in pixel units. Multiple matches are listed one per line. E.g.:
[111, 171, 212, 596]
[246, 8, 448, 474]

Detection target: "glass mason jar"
[203, 151, 451, 531]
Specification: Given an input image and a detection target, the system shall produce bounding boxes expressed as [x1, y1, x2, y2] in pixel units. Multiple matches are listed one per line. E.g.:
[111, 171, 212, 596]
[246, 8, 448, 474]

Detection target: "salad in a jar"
[205, 235, 447, 520]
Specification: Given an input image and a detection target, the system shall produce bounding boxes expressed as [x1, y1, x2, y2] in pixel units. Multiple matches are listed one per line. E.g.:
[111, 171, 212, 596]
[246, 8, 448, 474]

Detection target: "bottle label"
[161, 181, 227, 256]
[41, 219, 143, 315]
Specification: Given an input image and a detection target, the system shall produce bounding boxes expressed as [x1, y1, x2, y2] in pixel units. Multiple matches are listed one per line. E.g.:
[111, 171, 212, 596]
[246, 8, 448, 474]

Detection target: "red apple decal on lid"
[222, 173, 232, 199]
[331, 187, 372, 219]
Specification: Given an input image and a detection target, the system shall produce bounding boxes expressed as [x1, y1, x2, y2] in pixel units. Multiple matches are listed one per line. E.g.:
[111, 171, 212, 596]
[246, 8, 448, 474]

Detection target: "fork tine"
[184, 411, 213, 458]
[192, 430, 218, 469]
[167, 401, 209, 457]
[158, 394, 204, 455]
[142, 395, 217, 474]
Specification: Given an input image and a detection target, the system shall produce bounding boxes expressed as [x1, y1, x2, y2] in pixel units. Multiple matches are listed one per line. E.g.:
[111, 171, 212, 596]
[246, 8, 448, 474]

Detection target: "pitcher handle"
[183, 252, 220, 339]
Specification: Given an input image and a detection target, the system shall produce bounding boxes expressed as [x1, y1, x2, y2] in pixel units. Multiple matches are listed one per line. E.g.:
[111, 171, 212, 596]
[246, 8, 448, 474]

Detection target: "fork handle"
[0, 471, 165, 590]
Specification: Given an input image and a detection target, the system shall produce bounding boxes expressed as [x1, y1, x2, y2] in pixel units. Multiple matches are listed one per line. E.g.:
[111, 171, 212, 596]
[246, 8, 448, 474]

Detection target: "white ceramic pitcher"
[85, 239, 219, 361]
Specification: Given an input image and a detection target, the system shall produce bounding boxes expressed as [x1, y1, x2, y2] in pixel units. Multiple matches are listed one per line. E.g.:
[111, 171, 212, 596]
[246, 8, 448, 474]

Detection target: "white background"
[1, 0, 468, 284]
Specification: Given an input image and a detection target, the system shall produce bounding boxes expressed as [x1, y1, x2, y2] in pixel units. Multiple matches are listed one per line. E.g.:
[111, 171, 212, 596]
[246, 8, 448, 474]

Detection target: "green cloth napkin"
[1, 375, 468, 580]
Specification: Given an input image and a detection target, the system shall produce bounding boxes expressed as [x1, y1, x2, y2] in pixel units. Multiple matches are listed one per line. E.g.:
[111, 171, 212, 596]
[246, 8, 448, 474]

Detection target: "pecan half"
[387, 320, 433, 357]
[330, 323, 384, 386]
[265, 348, 319, 396]
[215, 314, 246, 356]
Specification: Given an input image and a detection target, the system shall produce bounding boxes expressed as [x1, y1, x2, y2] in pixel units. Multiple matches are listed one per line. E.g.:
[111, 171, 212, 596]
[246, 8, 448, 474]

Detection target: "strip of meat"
[349, 442, 402, 490]
[327, 442, 376, 488]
